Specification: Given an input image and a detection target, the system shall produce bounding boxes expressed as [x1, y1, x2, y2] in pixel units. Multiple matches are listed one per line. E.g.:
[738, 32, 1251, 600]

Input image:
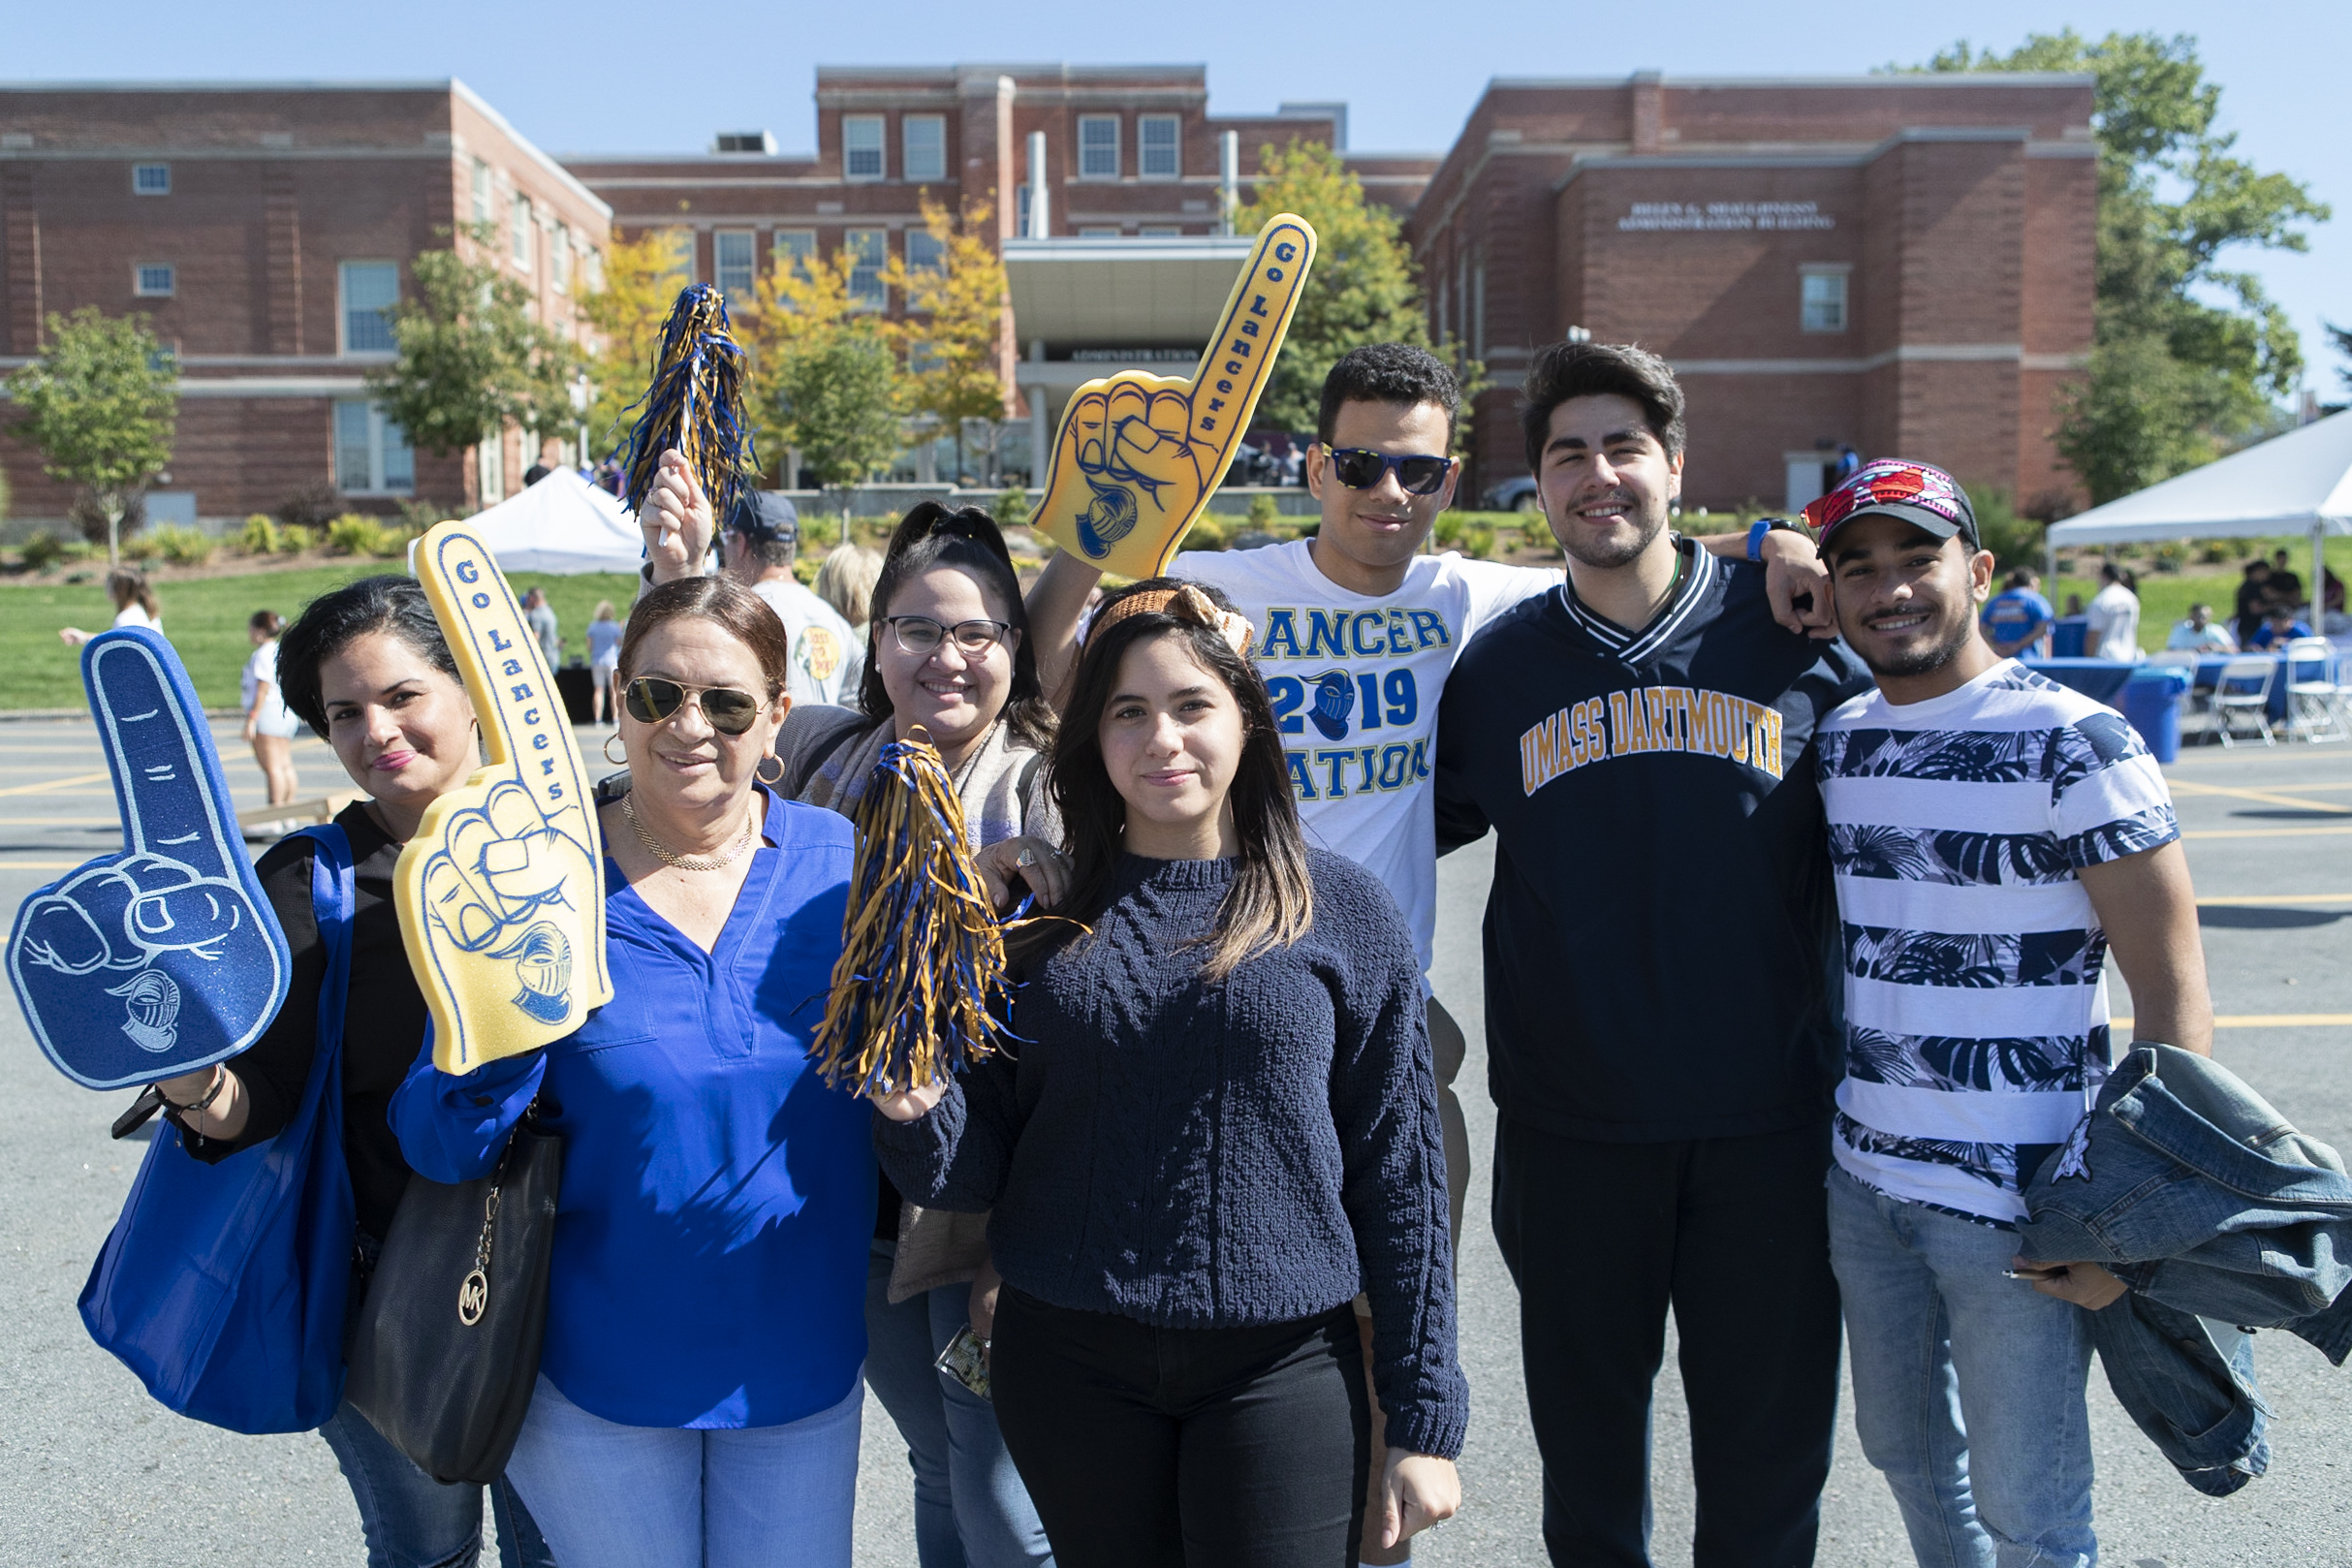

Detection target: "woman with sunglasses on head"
[872, 580, 1466, 1568]
[392, 575, 873, 1568]
[638, 451, 1058, 1568]
[151, 576, 554, 1568]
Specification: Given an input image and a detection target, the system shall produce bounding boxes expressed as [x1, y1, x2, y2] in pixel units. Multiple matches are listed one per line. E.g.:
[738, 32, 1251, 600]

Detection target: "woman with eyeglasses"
[638, 451, 1057, 1568]
[871, 580, 1465, 1567]
[153, 576, 553, 1568]
[392, 575, 873, 1568]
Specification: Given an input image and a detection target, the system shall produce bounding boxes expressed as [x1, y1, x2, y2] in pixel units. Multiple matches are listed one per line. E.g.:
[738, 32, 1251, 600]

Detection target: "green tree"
[771, 326, 906, 504]
[1919, 32, 2329, 505]
[579, 228, 694, 453]
[887, 195, 1013, 480]
[2326, 321, 2352, 404]
[365, 224, 579, 473]
[1234, 141, 1457, 437]
[6, 306, 178, 566]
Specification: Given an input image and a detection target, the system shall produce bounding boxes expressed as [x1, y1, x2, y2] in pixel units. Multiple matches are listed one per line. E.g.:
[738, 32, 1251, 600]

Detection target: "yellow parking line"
[2116, 1015, 2352, 1030]
[2182, 826, 2352, 840]
[2169, 780, 2352, 814]
[0, 860, 93, 871]
[2197, 893, 2352, 906]
[0, 816, 116, 825]
[0, 770, 110, 798]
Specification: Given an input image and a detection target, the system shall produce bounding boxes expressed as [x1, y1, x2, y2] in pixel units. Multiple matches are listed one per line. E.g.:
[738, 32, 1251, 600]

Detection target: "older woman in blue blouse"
[392, 576, 873, 1568]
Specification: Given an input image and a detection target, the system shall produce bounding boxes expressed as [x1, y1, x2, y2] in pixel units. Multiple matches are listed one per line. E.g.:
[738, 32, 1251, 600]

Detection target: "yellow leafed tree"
[578, 228, 693, 457]
[738, 234, 906, 498]
[885, 195, 1013, 478]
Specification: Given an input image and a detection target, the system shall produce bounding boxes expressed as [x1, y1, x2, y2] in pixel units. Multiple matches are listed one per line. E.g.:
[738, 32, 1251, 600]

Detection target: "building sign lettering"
[1618, 202, 1835, 233]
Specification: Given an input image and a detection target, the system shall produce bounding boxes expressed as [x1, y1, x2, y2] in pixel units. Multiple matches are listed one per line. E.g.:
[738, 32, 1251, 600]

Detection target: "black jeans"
[991, 1286, 1369, 1568]
[1491, 1117, 1840, 1568]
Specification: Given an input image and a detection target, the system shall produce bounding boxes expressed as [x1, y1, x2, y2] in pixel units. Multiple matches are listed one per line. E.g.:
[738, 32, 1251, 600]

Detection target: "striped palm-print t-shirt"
[1816, 660, 2180, 1224]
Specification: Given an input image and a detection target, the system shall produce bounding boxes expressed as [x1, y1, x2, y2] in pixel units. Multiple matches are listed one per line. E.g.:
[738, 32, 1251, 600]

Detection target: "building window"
[478, 430, 506, 506]
[1801, 267, 1849, 333]
[133, 264, 176, 298]
[1015, 184, 1031, 236]
[333, 401, 416, 494]
[845, 230, 887, 308]
[656, 228, 695, 283]
[512, 195, 533, 267]
[903, 115, 946, 182]
[843, 115, 885, 181]
[905, 230, 945, 274]
[551, 223, 571, 292]
[1140, 225, 1181, 236]
[1078, 227, 1121, 237]
[1139, 116, 1180, 179]
[471, 160, 492, 226]
[714, 230, 757, 298]
[773, 230, 817, 278]
[132, 163, 171, 196]
[339, 261, 399, 355]
[1079, 115, 1120, 179]
[584, 248, 605, 292]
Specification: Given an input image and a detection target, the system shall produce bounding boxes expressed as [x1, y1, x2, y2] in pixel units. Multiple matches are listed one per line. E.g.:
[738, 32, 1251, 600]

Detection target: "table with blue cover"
[2022, 658, 2194, 762]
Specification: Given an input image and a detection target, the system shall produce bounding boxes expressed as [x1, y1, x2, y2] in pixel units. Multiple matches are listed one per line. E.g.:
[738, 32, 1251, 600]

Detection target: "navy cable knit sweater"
[873, 848, 1468, 1459]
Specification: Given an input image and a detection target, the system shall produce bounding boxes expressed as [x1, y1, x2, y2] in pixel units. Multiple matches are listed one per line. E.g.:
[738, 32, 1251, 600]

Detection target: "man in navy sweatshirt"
[1435, 341, 1868, 1566]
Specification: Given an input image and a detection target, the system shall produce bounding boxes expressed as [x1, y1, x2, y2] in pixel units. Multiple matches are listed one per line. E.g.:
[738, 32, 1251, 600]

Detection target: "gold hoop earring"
[755, 753, 786, 787]
[603, 733, 627, 766]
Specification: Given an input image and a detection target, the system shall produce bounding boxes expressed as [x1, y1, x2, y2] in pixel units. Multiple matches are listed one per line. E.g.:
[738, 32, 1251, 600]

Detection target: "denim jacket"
[2019, 1045, 2352, 1495]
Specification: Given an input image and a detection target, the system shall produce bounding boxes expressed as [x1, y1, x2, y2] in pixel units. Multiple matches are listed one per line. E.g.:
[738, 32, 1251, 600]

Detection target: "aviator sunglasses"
[623, 677, 767, 737]
[1324, 446, 1455, 496]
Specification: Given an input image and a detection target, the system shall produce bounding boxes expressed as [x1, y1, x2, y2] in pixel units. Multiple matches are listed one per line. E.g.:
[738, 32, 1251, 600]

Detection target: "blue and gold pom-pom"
[617, 283, 759, 531]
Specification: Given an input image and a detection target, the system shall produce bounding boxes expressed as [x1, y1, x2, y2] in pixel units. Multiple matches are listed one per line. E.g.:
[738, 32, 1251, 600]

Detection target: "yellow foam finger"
[396, 523, 612, 1074]
[1034, 214, 1317, 580]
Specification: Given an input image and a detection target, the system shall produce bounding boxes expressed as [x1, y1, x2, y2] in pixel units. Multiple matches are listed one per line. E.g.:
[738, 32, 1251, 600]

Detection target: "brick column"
[265, 166, 302, 355]
[1629, 73, 1664, 156]
[3, 166, 41, 355]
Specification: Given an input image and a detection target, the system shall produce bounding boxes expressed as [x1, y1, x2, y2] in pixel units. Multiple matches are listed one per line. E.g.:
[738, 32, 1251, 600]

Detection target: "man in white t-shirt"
[2084, 560, 2142, 661]
[722, 491, 864, 706]
[1812, 459, 2211, 1565]
[1029, 341, 1830, 1567]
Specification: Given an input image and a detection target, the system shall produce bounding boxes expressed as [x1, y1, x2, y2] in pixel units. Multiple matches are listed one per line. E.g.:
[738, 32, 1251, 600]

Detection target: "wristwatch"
[1747, 517, 1801, 562]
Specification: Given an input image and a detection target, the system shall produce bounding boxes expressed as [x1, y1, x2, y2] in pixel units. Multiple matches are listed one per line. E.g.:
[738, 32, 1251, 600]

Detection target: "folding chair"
[2283, 637, 2346, 743]
[2210, 655, 2277, 747]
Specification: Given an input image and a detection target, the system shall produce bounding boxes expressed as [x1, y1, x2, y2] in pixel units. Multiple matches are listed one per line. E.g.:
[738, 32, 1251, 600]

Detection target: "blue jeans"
[1829, 1166, 2098, 1568]
[316, 1398, 553, 1568]
[864, 1245, 1054, 1568]
[501, 1372, 862, 1568]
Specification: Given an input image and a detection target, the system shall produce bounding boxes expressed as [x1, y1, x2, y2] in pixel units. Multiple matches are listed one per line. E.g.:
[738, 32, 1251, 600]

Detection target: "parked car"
[1484, 475, 1542, 513]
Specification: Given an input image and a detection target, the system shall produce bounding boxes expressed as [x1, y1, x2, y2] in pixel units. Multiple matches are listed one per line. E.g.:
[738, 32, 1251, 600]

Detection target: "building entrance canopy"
[1004, 235, 1258, 353]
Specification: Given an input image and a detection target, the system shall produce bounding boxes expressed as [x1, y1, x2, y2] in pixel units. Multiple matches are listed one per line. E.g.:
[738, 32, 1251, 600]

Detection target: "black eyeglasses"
[1325, 446, 1455, 496]
[886, 616, 1013, 658]
[623, 677, 768, 736]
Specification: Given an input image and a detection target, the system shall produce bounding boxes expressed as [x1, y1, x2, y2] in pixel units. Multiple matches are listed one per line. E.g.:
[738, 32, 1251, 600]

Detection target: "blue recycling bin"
[2120, 665, 2191, 764]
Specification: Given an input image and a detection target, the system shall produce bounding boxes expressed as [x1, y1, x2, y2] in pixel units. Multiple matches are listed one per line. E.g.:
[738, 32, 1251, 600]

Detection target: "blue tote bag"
[78, 825, 360, 1434]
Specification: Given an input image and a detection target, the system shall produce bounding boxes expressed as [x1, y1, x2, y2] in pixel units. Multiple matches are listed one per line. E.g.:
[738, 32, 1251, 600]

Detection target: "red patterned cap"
[1803, 458, 1978, 550]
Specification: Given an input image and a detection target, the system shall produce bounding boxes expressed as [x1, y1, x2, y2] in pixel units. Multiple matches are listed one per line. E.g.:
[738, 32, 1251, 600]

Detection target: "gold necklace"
[621, 791, 758, 872]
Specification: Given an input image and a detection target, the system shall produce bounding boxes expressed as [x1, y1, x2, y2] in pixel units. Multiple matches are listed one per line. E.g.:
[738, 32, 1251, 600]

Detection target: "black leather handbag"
[343, 1108, 562, 1485]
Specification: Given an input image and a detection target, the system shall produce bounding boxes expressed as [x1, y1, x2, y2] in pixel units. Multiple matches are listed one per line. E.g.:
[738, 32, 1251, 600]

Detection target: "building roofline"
[816, 63, 1208, 80]
[1485, 71, 2096, 90]
[449, 79, 612, 220]
[0, 78, 465, 92]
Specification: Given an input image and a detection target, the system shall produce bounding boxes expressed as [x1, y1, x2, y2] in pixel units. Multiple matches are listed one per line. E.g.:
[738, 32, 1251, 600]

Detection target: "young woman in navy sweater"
[872, 580, 1466, 1568]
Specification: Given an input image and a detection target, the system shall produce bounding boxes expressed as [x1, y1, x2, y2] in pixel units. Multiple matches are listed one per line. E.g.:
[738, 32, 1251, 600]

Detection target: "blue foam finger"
[7, 628, 292, 1090]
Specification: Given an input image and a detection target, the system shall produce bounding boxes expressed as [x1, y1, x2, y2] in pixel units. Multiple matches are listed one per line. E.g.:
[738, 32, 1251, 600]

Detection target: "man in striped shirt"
[1811, 459, 2214, 1568]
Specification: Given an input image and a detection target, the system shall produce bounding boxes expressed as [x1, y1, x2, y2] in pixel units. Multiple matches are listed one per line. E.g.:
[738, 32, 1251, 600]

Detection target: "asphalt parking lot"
[0, 718, 2345, 1566]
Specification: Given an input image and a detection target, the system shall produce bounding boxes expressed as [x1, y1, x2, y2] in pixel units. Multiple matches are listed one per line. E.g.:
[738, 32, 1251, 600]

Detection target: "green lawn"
[0, 565, 644, 712]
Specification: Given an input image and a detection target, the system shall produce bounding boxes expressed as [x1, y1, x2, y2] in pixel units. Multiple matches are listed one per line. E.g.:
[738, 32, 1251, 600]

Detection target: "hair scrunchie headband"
[1091, 583, 1257, 658]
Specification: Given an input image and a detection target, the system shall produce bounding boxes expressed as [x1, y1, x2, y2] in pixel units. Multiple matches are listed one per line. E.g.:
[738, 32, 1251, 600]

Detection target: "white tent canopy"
[2047, 411, 2351, 615]
[410, 469, 645, 576]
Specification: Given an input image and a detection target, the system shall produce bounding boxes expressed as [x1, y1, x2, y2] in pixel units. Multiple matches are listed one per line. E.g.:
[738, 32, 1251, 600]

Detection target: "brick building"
[1409, 73, 2097, 513]
[0, 81, 609, 527]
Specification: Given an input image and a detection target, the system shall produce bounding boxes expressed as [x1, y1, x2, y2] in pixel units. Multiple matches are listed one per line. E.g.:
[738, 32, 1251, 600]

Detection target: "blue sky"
[11, 0, 2345, 395]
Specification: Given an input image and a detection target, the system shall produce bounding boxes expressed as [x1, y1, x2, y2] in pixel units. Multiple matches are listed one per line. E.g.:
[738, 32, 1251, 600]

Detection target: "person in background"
[392, 577, 874, 1568]
[59, 567, 163, 646]
[2061, 591, 2085, 617]
[157, 577, 553, 1568]
[1814, 460, 2211, 1568]
[2248, 602, 2315, 651]
[2231, 559, 2274, 649]
[1980, 566, 2055, 659]
[521, 586, 561, 667]
[812, 542, 885, 644]
[2324, 565, 2345, 617]
[1834, 444, 1861, 484]
[872, 578, 1465, 1567]
[2083, 561, 2142, 661]
[638, 461, 1058, 1568]
[586, 599, 624, 726]
[2165, 603, 2238, 653]
[2266, 548, 2305, 613]
[521, 462, 552, 488]
[240, 610, 301, 831]
[698, 491, 864, 707]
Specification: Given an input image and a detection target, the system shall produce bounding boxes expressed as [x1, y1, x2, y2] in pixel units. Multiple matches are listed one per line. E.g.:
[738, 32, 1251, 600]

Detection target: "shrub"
[235, 514, 280, 554]
[2151, 541, 2188, 574]
[277, 523, 317, 555]
[1964, 486, 2043, 572]
[327, 514, 393, 557]
[397, 498, 454, 535]
[1463, 523, 1496, 560]
[2199, 542, 2232, 564]
[275, 484, 342, 531]
[1246, 492, 1282, 530]
[150, 524, 215, 567]
[19, 532, 65, 571]
[1186, 515, 1231, 551]
[1431, 512, 1468, 549]
[121, 533, 160, 563]
[994, 486, 1033, 531]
